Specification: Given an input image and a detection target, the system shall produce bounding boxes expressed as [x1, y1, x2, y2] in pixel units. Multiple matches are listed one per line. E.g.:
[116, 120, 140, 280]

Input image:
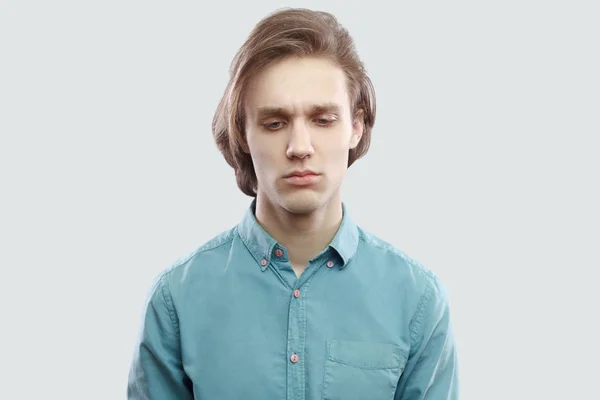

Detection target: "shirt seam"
[360, 232, 432, 276]
[158, 233, 235, 336]
[159, 272, 180, 337]
[408, 276, 435, 348]
[165, 232, 235, 275]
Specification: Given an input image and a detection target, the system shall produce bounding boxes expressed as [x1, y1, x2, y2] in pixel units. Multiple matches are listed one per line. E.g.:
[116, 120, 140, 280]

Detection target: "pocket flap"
[327, 340, 406, 370]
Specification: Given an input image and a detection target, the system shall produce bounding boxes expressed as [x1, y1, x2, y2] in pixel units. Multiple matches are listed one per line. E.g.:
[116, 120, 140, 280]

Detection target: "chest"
[176, 268, 411, 399]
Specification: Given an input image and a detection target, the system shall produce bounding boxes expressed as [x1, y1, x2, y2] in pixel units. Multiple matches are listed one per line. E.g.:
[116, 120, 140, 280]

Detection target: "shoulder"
[356, 226, 450, 304]
[357, 227, 437, 282]
[357, 226, 452, 327]
[156, 227, 237, 285]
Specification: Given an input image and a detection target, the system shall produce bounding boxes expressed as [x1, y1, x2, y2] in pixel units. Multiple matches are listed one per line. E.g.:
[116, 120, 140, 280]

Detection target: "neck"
[254, 194, 343, 270]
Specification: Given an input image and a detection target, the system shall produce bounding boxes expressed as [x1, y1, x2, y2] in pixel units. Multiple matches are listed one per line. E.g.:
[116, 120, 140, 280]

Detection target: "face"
[243, 56, 364, 215]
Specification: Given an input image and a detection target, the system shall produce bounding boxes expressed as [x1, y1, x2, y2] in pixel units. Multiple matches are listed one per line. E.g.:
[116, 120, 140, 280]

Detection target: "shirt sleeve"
[395, 275, 460, 399]
[127, 271, 194, 399]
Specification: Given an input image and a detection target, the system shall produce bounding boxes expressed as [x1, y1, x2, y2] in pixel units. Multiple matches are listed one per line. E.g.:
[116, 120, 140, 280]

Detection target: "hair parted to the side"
[212, 8, 376, 197]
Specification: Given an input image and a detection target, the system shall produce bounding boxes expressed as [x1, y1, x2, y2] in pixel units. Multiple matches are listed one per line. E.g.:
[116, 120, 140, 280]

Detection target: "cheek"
[322, 147, 351, 176]
[248, 145, 281, 177]
[319, 134, 352, 159]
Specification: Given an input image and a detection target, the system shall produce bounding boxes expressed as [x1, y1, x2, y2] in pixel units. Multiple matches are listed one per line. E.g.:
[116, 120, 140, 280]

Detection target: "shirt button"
[327, 261, 334, 268]
[275, 249, 283, 257]
[260, 259, 267, 266]
[290, 354, 299, 363]
[293, 289, 300, 298]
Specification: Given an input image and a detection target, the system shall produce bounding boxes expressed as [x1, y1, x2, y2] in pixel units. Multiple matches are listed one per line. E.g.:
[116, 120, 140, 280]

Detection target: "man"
[128, 7, 459, 400]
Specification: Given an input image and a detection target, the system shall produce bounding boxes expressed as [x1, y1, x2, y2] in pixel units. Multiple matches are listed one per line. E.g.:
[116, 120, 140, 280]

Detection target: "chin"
[278, 191, 324, 215]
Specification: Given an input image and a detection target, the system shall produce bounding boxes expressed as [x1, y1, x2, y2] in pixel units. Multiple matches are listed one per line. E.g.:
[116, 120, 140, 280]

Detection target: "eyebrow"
[255, 103, 342, 119]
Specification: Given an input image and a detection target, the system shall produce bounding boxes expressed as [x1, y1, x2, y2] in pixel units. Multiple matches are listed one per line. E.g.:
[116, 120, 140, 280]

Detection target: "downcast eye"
[315, 118, 335, 126]
[265, 121, 284, 130]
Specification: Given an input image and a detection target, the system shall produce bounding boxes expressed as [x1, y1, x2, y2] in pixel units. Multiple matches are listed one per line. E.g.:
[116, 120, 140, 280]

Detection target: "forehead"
[245, 57, 351, 115]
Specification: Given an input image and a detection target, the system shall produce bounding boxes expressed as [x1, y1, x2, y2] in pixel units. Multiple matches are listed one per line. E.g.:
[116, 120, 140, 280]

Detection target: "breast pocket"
[321, 340, 407, 400]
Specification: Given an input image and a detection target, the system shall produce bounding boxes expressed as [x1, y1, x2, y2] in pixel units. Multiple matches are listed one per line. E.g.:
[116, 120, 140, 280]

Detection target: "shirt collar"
[236, 199, 359, 271]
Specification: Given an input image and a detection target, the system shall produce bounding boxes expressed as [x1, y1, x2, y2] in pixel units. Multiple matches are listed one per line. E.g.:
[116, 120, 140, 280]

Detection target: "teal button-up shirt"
[127, 200, 459, 399]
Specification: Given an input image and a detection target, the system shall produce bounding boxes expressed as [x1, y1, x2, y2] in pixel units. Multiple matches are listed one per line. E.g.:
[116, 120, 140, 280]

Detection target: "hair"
[212, 8, 376, 197]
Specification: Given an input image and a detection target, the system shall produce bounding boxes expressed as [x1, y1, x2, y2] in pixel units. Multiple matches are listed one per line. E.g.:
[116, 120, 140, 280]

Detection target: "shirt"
[127, 200, 459, 399]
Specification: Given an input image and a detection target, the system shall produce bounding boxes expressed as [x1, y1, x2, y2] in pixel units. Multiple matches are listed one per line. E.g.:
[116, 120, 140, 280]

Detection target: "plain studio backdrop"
[1, 0, 598, 398]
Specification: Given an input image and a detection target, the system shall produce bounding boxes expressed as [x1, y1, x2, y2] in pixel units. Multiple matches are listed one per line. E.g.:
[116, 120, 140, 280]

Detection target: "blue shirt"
[127, 200, 459, 399]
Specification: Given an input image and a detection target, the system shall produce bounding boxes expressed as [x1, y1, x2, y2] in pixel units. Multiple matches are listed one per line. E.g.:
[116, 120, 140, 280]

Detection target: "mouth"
[283, 170, 320, 186]
[284, 169, 319, 178]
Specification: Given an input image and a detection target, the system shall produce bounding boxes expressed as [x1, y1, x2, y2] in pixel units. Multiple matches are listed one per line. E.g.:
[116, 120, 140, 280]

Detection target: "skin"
[243, 56, 364, 278]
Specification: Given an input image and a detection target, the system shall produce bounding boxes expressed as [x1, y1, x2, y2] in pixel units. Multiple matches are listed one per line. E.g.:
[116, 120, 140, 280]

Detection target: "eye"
[264, 121, 285, 131]
[315, 117, 335, 127]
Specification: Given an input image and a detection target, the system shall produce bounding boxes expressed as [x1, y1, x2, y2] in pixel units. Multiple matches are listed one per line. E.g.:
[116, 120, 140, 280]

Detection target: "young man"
[128, 8, 459, 400]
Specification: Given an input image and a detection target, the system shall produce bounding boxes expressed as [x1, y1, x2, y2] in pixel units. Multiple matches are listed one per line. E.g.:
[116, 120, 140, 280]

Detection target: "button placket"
[286, 278, 307, 398]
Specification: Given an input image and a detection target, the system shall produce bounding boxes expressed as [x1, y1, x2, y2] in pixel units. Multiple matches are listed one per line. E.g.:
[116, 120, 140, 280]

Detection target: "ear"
[240, 136, 250, 154]
[349, 109, 364, 149]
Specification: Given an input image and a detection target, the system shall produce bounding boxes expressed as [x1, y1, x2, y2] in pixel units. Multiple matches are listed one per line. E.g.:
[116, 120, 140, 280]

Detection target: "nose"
[286, 122, 315, 160]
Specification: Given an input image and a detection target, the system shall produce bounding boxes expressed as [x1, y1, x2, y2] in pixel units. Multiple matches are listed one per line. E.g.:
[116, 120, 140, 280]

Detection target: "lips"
[285, 170, 318, 178]
[283, 170, 320, 186]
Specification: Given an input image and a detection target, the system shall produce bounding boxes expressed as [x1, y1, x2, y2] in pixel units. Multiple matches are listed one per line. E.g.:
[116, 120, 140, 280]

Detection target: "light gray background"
[1, 0, 598, 399]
